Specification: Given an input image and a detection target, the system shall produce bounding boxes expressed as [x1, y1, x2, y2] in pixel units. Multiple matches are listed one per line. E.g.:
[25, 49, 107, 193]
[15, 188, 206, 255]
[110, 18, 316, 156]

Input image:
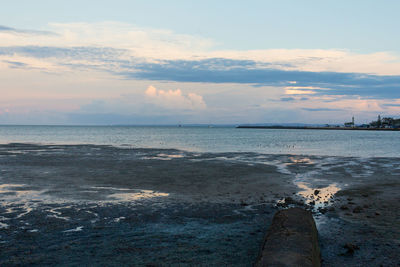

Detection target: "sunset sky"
[1, 0, 400, 125]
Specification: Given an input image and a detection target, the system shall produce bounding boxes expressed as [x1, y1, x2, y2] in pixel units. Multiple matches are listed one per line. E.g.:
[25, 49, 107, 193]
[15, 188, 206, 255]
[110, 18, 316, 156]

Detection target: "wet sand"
[0, 144, 399, 266]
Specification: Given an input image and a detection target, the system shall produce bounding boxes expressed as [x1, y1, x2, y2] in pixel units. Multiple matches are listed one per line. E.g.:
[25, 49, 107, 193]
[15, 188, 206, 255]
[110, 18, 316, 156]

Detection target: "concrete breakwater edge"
[0, 144, 399, 266]
[256, 208, 320, 267]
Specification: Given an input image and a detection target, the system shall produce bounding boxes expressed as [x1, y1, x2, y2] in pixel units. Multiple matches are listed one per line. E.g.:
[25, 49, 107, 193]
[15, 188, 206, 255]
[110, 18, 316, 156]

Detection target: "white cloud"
[284, 86, 330, 95]
[209, 49, 400, 75]
[145, 85, 206, 110]
[0, 22, 214, 60]
[1, 22, 400, 75]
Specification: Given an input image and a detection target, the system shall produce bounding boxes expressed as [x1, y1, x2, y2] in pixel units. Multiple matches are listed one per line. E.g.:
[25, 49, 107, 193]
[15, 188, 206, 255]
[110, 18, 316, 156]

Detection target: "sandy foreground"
[0, 144, 399, 266]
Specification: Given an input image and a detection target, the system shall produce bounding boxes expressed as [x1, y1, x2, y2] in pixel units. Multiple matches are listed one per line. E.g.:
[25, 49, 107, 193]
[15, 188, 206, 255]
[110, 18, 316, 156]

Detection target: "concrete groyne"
[255, 208, 321, 267]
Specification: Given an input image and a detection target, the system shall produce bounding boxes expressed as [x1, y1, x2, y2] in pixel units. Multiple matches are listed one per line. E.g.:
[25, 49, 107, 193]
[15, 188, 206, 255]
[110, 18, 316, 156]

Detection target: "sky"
[1, 0, 400, 125]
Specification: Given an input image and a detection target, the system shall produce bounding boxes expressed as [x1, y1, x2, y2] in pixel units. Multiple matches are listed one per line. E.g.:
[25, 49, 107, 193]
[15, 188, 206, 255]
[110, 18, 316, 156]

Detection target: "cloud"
[3, 60, 28, 69]
[383, 103, 400, 107]
[279, 96, 310, 102]
[302, 108, 344, 112]
[1, 45, 398, 99]
[280, 97, 295, 102]
[144, 85, 206, 110]
[0, 22, 213, 59]
[0, 25, 56, 36]
[0, 23, 400, 100]
[125, 60, 400, 98]
[1, 22, 400, 125]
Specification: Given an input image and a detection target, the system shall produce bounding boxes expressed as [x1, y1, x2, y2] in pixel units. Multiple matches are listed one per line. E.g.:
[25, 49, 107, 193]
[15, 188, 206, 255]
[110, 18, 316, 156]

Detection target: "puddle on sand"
[0, 184, 48, 202]
[63, 226, 83, 233]
[113, 216, 125, 223]
[141, 153, 185, 160]
[89, 186, 170, 202]
[288, 157, 314, 165]
[296, 182, 340, 209]
[0, 222, 9, 229]
[91, 186, 131, 191]
[47, 207, 70, 221]
[108, 190, 169, 201]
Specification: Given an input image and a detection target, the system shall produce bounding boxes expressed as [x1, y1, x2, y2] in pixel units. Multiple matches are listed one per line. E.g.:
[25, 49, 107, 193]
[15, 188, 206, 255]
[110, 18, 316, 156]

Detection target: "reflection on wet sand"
[141, 153, 185, 160]
[108, 190, 169, 201]
[0, 222, 9, 229]
[296, 182, 340, 208]
[288, 157, 314, 164]
[0, 183, 169, 205]
[0, 182, 169, 229]
[63, 226, 84, 233]
[0, 184, 47, 202]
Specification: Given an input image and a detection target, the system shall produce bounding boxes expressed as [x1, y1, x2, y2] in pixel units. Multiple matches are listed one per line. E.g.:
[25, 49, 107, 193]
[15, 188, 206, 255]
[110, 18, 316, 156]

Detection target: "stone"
[343, 243, 359, 255]
[353, 206, 363, 213]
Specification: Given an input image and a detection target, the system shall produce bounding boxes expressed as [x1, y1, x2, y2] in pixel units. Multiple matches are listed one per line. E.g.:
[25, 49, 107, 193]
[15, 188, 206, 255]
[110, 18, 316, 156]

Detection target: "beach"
[3, 1, 400, 265]
[0, 143, 399, 266]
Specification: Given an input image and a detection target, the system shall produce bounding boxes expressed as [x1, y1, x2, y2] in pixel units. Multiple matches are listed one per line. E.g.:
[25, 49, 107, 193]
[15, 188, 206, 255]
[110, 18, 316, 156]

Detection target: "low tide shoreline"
[0, 144, 399, 266]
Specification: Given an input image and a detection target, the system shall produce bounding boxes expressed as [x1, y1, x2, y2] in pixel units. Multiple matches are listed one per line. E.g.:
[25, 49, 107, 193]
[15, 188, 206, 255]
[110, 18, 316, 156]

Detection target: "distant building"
[382, 117, 394, 128]
[368, 116, 400, 128]
[377, 115, 382, 128]
[344, 116, 355, 128]
[359, 124, 370, 128]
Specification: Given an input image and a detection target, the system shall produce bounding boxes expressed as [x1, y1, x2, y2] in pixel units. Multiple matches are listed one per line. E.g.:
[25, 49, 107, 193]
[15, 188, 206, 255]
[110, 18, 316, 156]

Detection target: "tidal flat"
[0, 144, 399, 266]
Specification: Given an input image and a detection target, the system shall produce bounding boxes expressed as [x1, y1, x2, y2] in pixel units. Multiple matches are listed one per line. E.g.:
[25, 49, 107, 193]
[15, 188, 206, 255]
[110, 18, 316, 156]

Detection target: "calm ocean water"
[0, 125, 398, 157]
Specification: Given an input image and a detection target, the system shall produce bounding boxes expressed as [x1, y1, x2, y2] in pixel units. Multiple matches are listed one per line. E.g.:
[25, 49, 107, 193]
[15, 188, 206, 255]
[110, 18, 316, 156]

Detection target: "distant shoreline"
[237, 126, 400, 131]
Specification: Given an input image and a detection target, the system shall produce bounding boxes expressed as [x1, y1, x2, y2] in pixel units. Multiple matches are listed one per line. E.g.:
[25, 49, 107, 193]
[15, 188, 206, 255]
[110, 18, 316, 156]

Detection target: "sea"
[0, 125, 399, 157]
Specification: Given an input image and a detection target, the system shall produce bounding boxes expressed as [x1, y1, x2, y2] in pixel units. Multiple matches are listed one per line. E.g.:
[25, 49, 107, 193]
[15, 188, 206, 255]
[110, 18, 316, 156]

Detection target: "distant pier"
[237, 126, 400, 131]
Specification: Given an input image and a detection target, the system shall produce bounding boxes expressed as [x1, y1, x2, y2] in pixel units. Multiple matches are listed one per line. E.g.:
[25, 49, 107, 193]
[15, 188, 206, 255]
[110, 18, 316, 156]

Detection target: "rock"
[318, 208, 328, 214]
[276, 202, 288, 208]
[284, 197, 296, 204]
[314, 189, 320, 195]
[353, 206, 363, 213]
[340, 205, 349, 210]
[343, 243, 359, 255]
[277, 197, 304, 207]
[255, 208, 321, 267]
